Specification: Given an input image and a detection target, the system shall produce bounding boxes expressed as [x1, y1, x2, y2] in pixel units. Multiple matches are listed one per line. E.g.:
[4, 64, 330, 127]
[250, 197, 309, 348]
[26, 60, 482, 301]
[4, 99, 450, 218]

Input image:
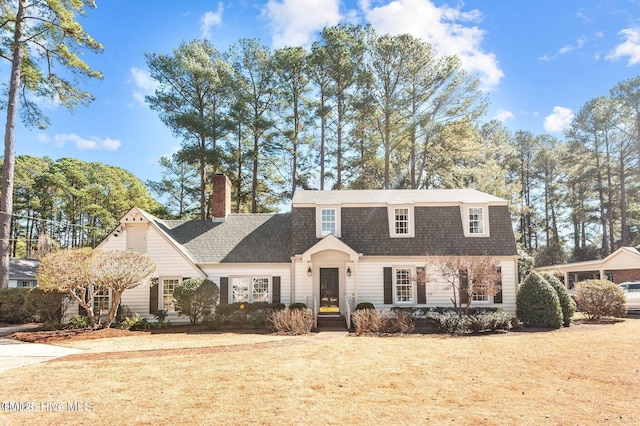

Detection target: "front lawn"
[1, 319, 638, 425]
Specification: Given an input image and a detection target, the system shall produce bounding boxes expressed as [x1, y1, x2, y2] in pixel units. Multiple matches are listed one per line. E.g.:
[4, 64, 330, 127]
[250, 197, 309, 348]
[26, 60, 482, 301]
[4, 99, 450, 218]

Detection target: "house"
[97, 174, 519, 322]
[7, 258, 40, 288]
[535, 246, 640, 290]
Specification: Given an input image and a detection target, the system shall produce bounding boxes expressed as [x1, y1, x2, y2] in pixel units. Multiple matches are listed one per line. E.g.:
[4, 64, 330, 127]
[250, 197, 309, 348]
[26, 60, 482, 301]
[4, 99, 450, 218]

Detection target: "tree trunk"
[0, 0, 26, 288]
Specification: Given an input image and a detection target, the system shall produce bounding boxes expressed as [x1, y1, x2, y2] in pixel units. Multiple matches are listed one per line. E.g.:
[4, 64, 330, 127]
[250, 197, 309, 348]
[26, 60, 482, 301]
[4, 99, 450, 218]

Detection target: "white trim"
[388, 205, 415, 238]
[316, 206, 341, 238]
[160, 276, 182, 312]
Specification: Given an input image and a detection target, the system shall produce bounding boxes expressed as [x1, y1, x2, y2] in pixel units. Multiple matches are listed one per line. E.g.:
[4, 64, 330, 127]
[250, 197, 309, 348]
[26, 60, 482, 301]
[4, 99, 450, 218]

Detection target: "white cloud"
[606, 27, 640, 66]
[262, 0, 342, 48]
[558, 36, 587, 55]
[494, 110, 514, 122]
[543, 106, 574, 133]
[40, 133, 121, 151]
[201, 2, 224, 39]
[130, 67, 159, 106]
[360, 0, 503, 91]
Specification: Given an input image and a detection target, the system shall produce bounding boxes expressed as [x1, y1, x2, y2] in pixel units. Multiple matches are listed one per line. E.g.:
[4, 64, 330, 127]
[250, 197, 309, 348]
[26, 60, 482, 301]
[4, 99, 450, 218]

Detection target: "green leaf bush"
[355, 302, 375, 311]
[574, 279, 627, 320]
[516, 271, 563, 329]
[426, 309, 512, 334]
[173, 278, 219, 324]
[542, 273, 576, 326]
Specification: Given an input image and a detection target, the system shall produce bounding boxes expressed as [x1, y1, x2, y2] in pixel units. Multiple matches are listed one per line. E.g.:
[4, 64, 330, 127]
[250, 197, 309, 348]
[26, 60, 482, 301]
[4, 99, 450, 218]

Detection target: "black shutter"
[384, 267, 393, 304]
[494, 267, 503, 304]
[459, 269, 469, 305]
[272, 276, 281, 303]
[220, 277, 229, 305]
[416, 266, 426, 304]
[149, 278, 159, 313]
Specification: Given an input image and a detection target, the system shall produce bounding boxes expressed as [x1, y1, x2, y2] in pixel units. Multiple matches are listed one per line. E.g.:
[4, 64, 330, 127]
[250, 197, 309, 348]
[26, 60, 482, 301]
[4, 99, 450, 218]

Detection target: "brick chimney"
[212, 174, 231, 222]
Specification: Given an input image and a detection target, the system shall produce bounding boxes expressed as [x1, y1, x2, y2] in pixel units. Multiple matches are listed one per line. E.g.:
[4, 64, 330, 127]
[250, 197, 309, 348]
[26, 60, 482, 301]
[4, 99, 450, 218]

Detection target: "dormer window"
[388, 205, 414, 238]
[469, 207, 484, 234]
[316, 206, 341, 238]
[462, 206, 489, 237]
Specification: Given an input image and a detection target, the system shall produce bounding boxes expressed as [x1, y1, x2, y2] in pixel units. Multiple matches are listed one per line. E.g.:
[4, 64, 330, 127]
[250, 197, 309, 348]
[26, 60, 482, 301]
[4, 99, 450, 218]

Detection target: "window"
[469, 207, 484, 234]
[19, 280, 37, 288]
[316, 206, 341, 238]
[321, 208, 336, 236]
[231, 276, 270, 303]
[395, 208, 409, 235]
[471, 286, 488, 302]
[163, 278, 180, 310]
[388, 205, 414, 237]
[395, 268, 413, 303]
[93, 289, 110, 312]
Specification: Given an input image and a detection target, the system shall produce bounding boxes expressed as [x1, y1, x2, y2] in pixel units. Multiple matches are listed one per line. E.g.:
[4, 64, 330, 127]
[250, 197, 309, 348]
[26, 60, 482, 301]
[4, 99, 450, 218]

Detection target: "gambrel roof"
[109, 188, 516, 266]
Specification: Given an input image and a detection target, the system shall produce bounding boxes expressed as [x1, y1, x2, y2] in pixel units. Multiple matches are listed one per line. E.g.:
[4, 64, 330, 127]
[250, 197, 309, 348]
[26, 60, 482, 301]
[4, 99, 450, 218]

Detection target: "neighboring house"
[7, 258, 40, 288]
[535, 246, 640, 290]
[97, 175, 519, 322]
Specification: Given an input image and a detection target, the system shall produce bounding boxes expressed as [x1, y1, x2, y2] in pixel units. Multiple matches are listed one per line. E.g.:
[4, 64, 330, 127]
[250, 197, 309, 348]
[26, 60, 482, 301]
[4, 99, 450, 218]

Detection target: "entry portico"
[294, 234, 361, 315]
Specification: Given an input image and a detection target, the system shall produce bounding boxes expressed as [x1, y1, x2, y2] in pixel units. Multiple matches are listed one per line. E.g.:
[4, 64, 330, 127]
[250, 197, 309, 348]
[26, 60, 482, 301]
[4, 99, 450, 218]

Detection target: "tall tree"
[0, 0, 102, 288]
[319, 24, 367, 189]
[273, 46, 312, 197]
[146, 39, 231, 219]
[228, 38, 278, 212]
[146, 153, 199, 219]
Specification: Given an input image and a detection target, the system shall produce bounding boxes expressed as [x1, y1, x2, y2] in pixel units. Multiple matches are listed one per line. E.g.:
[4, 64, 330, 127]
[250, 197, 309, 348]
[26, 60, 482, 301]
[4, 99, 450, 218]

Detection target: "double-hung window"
[321, 208, 336, 236]
[93, 288, 110, 312]
[316, 206, 341, 238]
[231, 276, 271, 303]
[395, 208, 409, 235]
[163, 278, 180, 311]
[388, 205, 414, 237]
[395, 268, 414, 303]
[469, 207, 484, 234]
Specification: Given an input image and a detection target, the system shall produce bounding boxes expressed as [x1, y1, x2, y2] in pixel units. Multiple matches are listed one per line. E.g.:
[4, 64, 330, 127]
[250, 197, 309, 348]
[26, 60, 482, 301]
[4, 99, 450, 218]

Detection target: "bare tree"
[424, 256, 501, 315]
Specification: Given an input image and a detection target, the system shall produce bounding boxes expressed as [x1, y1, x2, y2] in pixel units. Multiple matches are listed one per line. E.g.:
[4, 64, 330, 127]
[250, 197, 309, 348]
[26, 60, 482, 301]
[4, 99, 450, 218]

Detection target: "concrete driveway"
[0, 325, 83, 373]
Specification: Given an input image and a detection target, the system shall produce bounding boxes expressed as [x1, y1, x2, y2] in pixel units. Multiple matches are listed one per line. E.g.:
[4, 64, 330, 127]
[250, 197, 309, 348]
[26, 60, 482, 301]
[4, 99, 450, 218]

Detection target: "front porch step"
[316, 315, 348, 331]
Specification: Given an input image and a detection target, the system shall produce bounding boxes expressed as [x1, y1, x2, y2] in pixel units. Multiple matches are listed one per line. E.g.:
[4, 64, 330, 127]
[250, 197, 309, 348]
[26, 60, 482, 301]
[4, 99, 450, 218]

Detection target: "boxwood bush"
[355, 302, 375, 311]
[542, 273, 576, 327]
[574, 279, 626, 320]
[426, 309, 512, 334]
[516, 271, 563, 329]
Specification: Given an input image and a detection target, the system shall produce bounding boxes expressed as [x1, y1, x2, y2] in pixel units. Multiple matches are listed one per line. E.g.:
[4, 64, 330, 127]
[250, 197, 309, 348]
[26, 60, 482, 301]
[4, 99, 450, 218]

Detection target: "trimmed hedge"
[516, 271, 563, 329]
[0, 287, 69, 324]
[542, 273, 576, 327]
[574, 279, 627, 320]
[426, 309, 512, 334]
[355, 302, 375, 311]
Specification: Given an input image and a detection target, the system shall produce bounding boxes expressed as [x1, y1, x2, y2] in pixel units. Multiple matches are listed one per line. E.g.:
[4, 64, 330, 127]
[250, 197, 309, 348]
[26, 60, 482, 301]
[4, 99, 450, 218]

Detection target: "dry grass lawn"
[1, 319, 639, 425]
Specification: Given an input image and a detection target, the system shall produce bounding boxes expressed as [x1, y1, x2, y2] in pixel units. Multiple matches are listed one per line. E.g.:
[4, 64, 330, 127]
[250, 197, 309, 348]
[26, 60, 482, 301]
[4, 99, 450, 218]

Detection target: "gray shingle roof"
[154, 214, 292, 263]
[9, 258, 40, 279]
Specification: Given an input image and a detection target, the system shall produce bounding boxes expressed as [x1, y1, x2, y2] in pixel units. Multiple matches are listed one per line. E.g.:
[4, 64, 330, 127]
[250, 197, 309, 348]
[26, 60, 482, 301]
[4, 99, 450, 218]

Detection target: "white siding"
[603, 251, 640, 270]
[146, 227, 202, 277]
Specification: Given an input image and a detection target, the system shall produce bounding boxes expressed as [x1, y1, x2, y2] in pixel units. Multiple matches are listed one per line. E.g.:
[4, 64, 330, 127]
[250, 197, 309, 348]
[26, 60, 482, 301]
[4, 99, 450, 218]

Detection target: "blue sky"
[7, 0, 640, 184]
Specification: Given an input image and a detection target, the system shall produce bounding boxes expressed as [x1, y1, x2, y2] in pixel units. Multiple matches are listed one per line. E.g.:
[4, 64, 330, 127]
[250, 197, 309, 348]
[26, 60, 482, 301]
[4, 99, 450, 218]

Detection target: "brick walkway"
[48, 331, 347, 363]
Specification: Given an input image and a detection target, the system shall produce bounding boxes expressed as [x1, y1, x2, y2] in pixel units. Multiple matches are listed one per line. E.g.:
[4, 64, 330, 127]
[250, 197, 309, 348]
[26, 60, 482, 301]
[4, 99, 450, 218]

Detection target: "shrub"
[427, 311, 472, 334]
[215, 302, 285, 327]
[574, 279, 627, 320]
[352, 309, 415, 335]
[516, 271, 563, 329]
[468, 310, 513, 333]
[67, 315, 91, 329]
[152, 309, 170, 328]
[542, 273, 576, 327]
[269, 308, 314, 335]
[121, 313, 151, 330]
[0, 288, 32, 323]
[202, 314, 219, 330]
[173, 278, 219, 324]
[25, 288, 70, 324]
[352, 308, 384, 335]
[355, 302, 375, 311]
[288, 302, 307, 311]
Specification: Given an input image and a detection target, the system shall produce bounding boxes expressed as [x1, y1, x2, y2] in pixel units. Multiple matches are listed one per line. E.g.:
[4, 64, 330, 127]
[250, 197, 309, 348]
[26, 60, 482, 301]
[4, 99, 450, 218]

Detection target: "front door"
[319, 268, 339, 313]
